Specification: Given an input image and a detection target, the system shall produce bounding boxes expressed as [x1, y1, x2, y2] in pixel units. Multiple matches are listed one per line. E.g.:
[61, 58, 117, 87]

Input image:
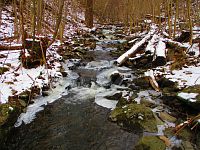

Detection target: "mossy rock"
[140, 98, 156, 108]
[0, 67, 9, 75]
[116, 98, 129, 107]
[164, 127, 175, 137]
[132, 77, 150, 89]
[177, 128, 193, 141]
[159, 112, 177, 123]
[134, 136, 166, 150]
[0, 104, 11, 126]
[110, 104, 157, 132]
[181, 141, 195, 150]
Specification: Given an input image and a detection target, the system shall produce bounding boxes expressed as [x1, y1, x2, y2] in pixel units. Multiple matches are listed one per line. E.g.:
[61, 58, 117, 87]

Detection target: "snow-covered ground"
[154, 62, 200, 88]
[0, 4, 87, 104]
[0, 42, 63, 104]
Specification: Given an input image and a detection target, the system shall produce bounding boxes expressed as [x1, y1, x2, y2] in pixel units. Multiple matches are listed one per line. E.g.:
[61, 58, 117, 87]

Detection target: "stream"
[4, 27, 142, 150]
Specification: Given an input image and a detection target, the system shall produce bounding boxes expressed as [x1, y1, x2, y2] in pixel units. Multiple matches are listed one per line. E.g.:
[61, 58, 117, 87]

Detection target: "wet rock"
[159, 112, 177, 123]
[140, 98, 156, 108]
[128, 55, 153, 69]
[110, 104, 157, 132]
[162, 95, 199, 114]
[152, 56, 167, 67]
[110, 72, 123, 85]
[134, 136, 166, 150]
[128, 84, 140, 90]
[42, 91, 50, 97]
[158, 77, 177, 88]
[42, 84, 50, 91]
[0, 104, 11, 126]
[175, 31, 191, 43]
[61, 71, 68, 77]
[104, 92, 122, 100]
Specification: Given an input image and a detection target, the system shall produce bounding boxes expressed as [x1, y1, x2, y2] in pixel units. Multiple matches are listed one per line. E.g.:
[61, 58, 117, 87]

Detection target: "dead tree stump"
[21, 38, 48, 68]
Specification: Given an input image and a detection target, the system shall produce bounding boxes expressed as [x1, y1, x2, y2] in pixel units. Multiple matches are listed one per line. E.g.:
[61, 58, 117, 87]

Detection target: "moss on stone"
[178, 128, 193, 141]
[110, 104, 157, 132]
[0, 104, 11, 126]
[134, 136, 166, 150]
[159, 112, 177, 123]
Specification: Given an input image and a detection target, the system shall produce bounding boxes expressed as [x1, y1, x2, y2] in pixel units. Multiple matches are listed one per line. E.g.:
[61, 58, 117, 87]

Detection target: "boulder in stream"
[110, 104, 157, 133]
[134, 136, 166, 150]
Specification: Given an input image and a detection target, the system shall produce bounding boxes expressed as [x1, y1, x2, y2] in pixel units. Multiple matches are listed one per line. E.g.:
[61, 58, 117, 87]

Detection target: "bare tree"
[85, 0, 93, 28]
[173, 0, 179, 38]
[0, 0, 3, 26]
[187, 0, 193, 44]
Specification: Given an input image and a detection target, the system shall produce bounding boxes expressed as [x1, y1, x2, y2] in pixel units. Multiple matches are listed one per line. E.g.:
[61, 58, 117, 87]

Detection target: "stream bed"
[4, 27, 143, 150]
[3, 26, 199, 150]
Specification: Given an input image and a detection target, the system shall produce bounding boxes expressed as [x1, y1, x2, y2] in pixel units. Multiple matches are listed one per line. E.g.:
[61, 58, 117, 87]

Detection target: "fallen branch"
[145, 69, 160, 91]
[175, 114, 200, 135]
[0, 44, 23, 51]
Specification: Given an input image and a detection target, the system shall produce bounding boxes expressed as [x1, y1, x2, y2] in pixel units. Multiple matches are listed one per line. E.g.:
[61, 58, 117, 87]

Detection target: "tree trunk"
[48, 0, 64, 46]
[0, 0, 3, 26]
[85, 0, 93, 28]
[167, 0, 172, 38]
[173, 0, 179, 39]
[187, 0, 193, 45]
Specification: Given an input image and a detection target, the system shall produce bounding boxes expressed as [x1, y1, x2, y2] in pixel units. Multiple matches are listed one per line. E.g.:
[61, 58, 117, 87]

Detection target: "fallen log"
[145, 34, 159, 54]
[153, 39, 167, 67]
[116, 30, 154, 66]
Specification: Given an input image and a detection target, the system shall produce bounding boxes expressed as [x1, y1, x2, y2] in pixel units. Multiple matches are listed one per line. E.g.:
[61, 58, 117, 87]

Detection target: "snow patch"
[178, 92, 198, 102]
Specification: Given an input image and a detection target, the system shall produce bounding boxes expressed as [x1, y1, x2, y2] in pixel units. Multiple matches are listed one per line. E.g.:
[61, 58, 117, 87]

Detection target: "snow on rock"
[154, 59, 200, 88]
[178, 92, 198, 102]
[95, 88, 119, 109]
[134, 90, 161, 104]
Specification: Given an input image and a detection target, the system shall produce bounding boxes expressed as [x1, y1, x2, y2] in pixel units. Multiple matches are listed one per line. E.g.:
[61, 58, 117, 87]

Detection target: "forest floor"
[0, 4, 200, 150]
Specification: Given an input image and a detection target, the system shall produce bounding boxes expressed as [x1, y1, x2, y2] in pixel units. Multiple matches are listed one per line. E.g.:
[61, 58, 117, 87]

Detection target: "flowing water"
[4, 28, 142, 150]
